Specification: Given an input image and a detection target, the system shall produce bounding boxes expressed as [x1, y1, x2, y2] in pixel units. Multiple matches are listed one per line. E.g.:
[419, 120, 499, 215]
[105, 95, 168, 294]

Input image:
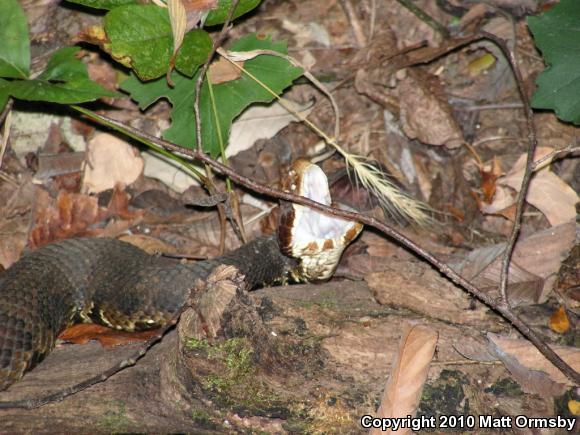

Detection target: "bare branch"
[75, 109, 580, 385]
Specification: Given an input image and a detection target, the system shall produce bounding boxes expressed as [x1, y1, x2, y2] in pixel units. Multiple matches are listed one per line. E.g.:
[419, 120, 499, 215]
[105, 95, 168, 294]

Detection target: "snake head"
[278, 159, 363, 281]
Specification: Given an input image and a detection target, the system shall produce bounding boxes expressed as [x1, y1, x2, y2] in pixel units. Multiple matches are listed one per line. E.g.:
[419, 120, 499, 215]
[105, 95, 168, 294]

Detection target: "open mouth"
[278, 160, 363, 281]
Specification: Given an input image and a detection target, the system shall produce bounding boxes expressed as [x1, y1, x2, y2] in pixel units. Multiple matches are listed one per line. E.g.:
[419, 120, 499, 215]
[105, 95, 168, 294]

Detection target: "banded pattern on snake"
[0, 160, 362, 391]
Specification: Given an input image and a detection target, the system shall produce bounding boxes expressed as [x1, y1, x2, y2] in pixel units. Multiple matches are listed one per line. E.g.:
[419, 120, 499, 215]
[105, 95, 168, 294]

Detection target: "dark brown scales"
[0, 236, 297, 391]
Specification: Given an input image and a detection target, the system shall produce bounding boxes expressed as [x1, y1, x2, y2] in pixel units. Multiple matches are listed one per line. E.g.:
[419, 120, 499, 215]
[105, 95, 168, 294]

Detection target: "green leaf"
[65, 0, 137, 10]
[175, 29, 212, 77]
[38, 47, 95, 81]
[105, 5, 211, 80]
[0, 47, 119, 104]
[528, 0, 580, 124]
[105, 5, 172, 80]
[0, 0, 30, 78]
[122, 34, 302, 157]
[204, 0, 261, 26]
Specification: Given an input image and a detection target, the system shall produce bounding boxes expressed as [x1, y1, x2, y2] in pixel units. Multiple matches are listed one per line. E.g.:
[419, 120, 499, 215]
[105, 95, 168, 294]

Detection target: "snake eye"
[278, 159, 363, 281]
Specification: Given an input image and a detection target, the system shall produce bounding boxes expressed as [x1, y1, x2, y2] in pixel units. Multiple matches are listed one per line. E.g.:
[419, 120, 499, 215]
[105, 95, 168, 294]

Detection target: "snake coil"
[0, 160, 361, 391]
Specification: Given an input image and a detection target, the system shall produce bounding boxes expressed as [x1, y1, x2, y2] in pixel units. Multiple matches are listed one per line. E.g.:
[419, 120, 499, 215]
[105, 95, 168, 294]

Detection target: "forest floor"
[0, 0, 578, 433]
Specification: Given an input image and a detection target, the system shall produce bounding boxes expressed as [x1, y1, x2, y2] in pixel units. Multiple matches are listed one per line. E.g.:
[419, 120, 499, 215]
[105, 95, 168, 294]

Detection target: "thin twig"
[0, 99, 13, 125]
[0, 171, 18, 186]
[369, 0, 377, 40]
[531, 144, 580, 171]
[480, 31, 537, 306]
[72, 109, 580, 385]
[462, 102, 524, 111]
[472, 135, 525, 148]
[0, 108, 12, 170]
[192, 0, 243, 252]
[193, 0, 240, 152]
[339, 0, 367, 47]
[0, 98, 14, 170]
[0, 98, 12, 124]
[394, 0, 449, 39]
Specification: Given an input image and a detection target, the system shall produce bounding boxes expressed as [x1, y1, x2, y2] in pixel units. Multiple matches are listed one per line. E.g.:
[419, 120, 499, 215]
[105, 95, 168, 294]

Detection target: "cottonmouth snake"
[0, 160, 362, 391]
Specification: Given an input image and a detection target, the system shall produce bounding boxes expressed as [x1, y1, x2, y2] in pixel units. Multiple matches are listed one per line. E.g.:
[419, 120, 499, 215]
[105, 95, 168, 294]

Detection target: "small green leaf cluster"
[73, 0, 302, 156]
[103, 4, 212, 80]
[63, 0, 261, 82]
[528, 0, 580, 125]
[122, 34, 303, 157]
[0, 0, 117, 109]
[1, 0, 303, 159]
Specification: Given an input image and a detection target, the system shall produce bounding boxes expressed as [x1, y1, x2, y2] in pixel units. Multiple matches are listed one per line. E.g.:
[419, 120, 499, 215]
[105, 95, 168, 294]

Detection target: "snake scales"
[0, 160, 362, 391]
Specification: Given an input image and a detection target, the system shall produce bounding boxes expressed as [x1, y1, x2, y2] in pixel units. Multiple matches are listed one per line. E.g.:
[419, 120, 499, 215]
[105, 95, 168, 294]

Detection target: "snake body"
[0, 235, 297, 391]
[0, 160, 362, 392]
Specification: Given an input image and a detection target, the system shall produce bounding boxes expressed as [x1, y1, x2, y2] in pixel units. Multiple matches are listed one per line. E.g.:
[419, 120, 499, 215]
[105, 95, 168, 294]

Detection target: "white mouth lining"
[294, 165, 355, 242]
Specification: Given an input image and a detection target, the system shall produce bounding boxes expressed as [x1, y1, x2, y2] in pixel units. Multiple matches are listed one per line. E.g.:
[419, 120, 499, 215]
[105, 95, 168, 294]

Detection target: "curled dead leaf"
[227, 99, 315, 158]
[453, 220, 576, 305]
[482, 147, 579, 226]
[168, 0, 187, 57]
[398, 69, 464, 148]
[372, 324, 438, 435]
[488, 333, 579, 389]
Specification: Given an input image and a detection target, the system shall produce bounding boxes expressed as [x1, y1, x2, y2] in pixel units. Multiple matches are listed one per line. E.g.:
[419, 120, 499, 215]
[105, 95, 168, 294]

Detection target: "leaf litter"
[0, 0, 579, 431]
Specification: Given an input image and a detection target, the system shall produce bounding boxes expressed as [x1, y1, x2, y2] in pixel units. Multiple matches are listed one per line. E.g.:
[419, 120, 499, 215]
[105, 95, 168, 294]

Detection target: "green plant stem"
[70, 105, 205, 182]
[207, 73, 232, 192]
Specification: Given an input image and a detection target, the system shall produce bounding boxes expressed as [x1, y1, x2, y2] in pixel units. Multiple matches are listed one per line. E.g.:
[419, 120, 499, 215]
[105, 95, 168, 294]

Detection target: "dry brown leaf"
[29, 186, 143, 248]
[480, 156, 502, 204]
[354, 69, 400, 114]
[281, 19, 331, 48]
[118, 234, 178, 255]
[0, 219, 28, 269]
[59, 324, 158, 347]
[227, 100, 314, 158]
[29, 190, 101, 248]
[483, 147, 579, 226]
[459, 3, 492, 28]
[549, 306, 570, 334]
[82, 133, 144, 194]
[209, 57, 243, 84]
[398, 69, 464, 148]
[0, 178, 36, 268]
[511, 220, 577, 302]
[183, 0, 216, 10]
[488, 337, 567, 397]
[168, 0, 187, 56]
[105, 184, 141, 220]
[488, 333, 579, 388]
[183, 0, 216, 30]
[453, 243, 544, 305]
[371, 324, 438, 435]
[453, 220, 576, 304]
